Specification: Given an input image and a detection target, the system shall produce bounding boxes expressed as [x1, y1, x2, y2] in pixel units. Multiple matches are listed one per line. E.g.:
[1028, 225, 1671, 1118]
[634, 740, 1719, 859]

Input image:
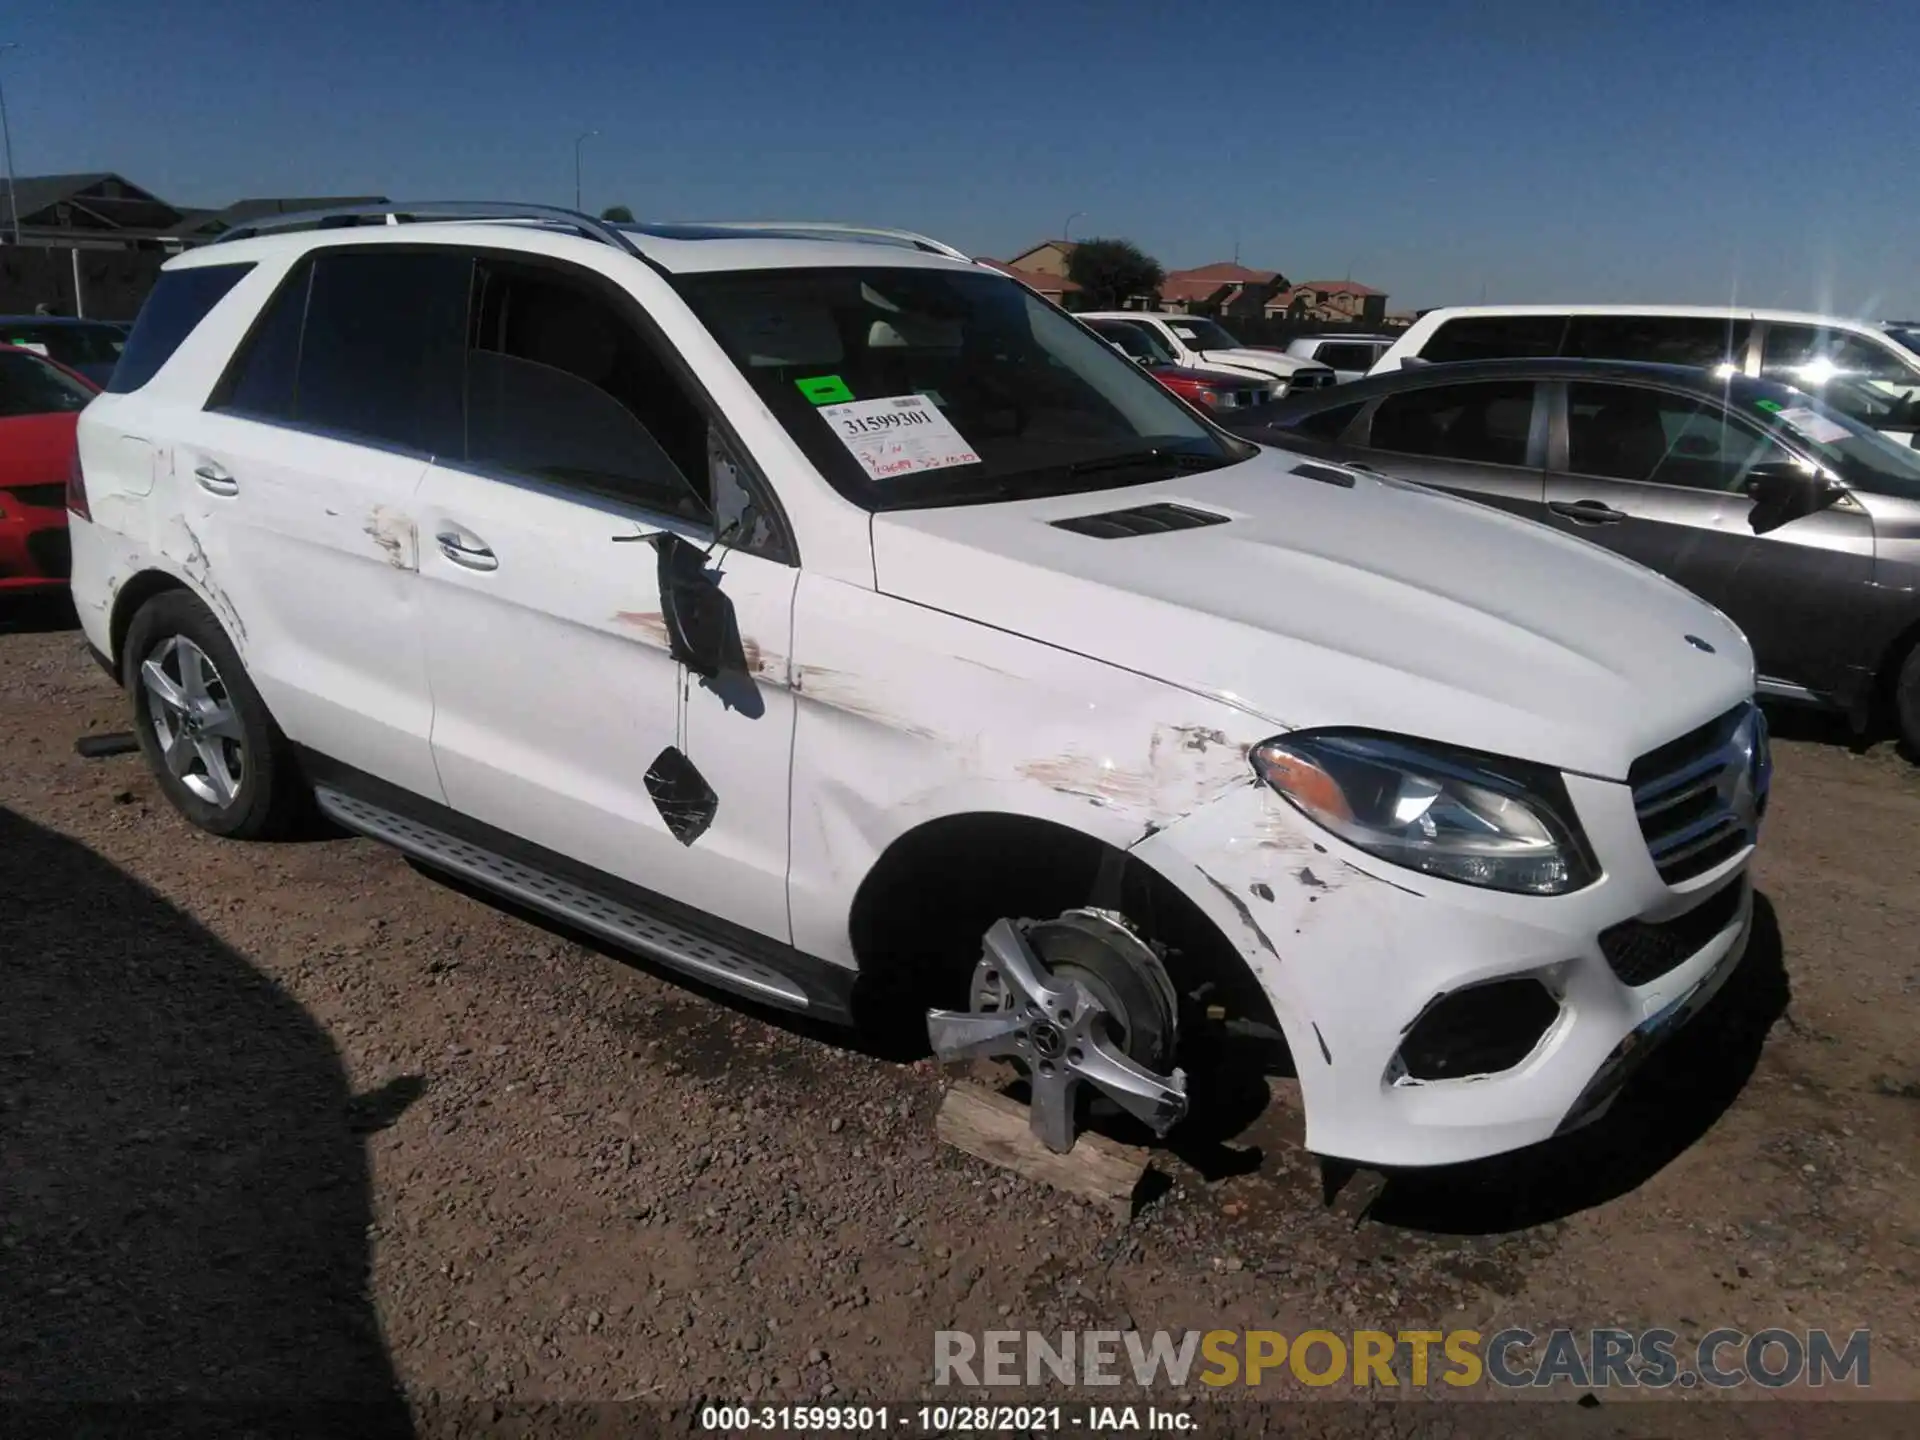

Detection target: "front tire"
[122, 590, 304, 838]
[1898, 642, 1920, 759]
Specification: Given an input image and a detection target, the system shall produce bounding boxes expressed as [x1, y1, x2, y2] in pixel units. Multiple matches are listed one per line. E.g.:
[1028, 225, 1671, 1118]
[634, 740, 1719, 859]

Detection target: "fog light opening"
[1393, 977, 1562, 1083]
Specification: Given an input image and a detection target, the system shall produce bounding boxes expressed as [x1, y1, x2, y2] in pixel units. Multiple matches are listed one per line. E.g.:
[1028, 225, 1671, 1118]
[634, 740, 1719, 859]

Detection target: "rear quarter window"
[106, 263, 255, 393]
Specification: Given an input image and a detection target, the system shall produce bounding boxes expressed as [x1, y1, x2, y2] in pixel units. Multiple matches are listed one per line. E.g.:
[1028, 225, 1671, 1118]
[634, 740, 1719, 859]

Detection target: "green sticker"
[1756, 399, 1783, 412]
[796, 375, 854, 405]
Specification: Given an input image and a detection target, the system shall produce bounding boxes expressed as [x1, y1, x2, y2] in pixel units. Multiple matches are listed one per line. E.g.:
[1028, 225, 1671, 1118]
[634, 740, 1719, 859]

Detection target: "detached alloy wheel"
[123, 590, 304, 838]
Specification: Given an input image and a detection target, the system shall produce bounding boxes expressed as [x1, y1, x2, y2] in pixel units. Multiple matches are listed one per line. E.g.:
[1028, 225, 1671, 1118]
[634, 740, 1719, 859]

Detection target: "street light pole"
[1063, 210, 1085, 242]
[0, 43, 21, 247]
[574, 129, 598, 213]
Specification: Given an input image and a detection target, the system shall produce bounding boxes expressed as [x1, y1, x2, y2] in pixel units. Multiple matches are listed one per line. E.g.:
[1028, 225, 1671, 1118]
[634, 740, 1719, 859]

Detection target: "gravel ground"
[3, 599, 1916, 1435]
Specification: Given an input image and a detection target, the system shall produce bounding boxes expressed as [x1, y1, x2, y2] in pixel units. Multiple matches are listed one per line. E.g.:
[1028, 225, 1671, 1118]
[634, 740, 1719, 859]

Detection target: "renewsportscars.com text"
[933, 1327, 1871, 1390]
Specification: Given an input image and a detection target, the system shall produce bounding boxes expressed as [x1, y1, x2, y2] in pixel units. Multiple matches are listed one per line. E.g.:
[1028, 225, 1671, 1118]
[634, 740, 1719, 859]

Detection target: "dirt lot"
[3, 598, 1917, 1434]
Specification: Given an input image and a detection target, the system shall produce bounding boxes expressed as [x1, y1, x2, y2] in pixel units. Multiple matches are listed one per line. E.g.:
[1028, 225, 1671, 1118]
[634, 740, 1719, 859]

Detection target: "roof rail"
[659, 222, 974, 264]
[209, 201, 644, 257]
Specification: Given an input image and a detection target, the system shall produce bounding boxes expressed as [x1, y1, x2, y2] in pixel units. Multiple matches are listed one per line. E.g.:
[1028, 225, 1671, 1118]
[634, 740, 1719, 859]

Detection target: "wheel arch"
[845, 808, 1282, 1043]
[109, 568, 194, 677]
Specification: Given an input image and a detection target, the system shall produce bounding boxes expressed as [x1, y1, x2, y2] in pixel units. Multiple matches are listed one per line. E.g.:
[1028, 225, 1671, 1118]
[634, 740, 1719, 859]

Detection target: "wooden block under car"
[935, 1081, 1154, 1220]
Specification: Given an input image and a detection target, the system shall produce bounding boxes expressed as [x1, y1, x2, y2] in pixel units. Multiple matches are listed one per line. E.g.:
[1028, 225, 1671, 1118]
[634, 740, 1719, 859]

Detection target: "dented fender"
[784, 573, 1279, 966]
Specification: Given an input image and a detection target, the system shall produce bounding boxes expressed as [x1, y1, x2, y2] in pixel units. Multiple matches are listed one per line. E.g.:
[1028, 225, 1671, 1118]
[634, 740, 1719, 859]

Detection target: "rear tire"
[122, 590, 305, 839]
[1898, 643, 1920, 759]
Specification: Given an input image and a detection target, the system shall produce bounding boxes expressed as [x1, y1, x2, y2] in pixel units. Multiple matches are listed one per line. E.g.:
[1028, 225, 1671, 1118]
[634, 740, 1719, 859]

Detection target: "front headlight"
[1250, 732, 1597, 895]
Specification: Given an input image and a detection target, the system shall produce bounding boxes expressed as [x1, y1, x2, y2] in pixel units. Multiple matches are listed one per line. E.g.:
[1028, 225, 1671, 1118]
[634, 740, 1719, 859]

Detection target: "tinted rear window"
[1563, 315, 1749, 369]
[1420, 315, 1567, 363]
[209, 249, 470, 455]
[106, 263, 254, 393]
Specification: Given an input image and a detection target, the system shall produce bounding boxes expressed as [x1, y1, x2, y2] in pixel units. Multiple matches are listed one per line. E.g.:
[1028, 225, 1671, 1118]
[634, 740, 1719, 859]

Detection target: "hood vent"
[1050, 502, 1230, 539]
[1291, 461, 1357, 489]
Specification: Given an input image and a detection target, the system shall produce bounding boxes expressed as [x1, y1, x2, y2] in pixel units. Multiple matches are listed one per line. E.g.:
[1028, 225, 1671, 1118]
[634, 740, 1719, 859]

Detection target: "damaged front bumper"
[1133, 771, 1755, 1169]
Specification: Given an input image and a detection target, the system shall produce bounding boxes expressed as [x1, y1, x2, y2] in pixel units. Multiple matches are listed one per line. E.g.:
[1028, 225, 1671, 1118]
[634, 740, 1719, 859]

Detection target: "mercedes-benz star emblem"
[1684, 635, 1716, 653]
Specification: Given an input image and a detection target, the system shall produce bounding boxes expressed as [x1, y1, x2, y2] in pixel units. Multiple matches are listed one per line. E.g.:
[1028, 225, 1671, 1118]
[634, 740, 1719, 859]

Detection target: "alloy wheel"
[140, 635, 247, 807]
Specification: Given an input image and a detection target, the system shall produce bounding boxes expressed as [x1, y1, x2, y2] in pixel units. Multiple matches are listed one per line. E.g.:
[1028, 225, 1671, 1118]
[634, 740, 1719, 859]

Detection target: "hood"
[0, 412, 81, 489]
[869, 449, 1753, 780]
[1191, 348, 1316, 379]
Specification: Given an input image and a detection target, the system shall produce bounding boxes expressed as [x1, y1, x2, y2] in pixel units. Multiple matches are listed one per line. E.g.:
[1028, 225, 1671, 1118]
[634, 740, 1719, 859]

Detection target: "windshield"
[0, 348, 95, 415]
[674, 267, 1249, 510]
[1738, 379, 1920, 496]
[0, 322, 125, 368]
[1090, 320, 1174, 365]
[1884, 326, 1920, 358]
[1163, 317, 1244, 352]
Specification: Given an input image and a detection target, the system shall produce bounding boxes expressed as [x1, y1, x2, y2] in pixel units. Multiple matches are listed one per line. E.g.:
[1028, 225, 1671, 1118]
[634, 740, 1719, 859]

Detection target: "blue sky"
[6, 0, 1916, 315]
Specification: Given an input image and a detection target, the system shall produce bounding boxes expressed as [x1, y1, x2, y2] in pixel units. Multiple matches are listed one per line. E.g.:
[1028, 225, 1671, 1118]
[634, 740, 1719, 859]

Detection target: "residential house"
[0, 173, 189, 250]
[1265, 279, 1389, 327]
[979, 259, 1081, 305]
[1157, 262, 1287, 317]
[1002, 240, 1076, 277]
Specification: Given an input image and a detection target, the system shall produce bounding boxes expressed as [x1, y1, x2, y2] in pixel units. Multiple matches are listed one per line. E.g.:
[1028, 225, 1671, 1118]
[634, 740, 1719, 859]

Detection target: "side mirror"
[651, 530, 735, 679]
[1743, 460, 1839, 535]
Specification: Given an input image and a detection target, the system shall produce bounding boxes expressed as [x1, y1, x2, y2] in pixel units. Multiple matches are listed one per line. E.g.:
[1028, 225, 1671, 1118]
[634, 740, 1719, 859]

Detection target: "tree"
[1065, 237, 1165, 311]
[599, 204, 635, 222]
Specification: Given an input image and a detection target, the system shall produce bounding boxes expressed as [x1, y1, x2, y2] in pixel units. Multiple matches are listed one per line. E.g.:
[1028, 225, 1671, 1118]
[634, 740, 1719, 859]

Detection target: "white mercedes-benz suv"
[67, 204, 1768, 1169]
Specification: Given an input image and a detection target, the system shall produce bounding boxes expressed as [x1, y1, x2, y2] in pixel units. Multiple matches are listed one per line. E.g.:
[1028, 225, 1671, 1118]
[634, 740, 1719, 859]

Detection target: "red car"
[1083, 317, 1276, 413]
[0, 343, 98, 594]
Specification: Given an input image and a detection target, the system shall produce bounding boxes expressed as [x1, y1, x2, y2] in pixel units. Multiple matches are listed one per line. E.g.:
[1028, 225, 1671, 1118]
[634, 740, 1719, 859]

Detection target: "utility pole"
[0, 43, 21, 247]
[574, 129, 598, 213]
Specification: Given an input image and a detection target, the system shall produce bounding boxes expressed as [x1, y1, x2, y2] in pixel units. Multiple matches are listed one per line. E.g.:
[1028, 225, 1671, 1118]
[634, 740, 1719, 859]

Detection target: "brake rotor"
[927, 908, 1189, 1154]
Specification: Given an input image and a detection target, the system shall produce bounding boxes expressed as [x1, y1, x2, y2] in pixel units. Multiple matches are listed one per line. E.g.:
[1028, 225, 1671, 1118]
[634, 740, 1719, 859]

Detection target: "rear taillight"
[66, 446, 92, 520]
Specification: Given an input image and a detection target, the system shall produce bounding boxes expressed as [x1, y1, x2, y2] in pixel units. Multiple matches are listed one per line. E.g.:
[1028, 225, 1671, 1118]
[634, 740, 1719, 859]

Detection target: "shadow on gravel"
[0, 805, 416, 1436]
[0, 592, 79, 636]
[1366, 891, 1791, 1236]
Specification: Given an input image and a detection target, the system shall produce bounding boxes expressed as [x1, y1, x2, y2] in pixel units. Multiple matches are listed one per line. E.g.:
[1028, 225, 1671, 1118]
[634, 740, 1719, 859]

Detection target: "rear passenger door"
[1348, 379, 1548, 518]
[166, 247, 469, 802]
[415, 250, 800, 944]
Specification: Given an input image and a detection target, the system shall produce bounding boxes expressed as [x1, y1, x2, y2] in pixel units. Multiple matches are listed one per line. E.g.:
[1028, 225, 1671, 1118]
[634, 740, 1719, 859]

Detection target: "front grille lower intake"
[1599, 877, 1746, 987]
[1050, 503, 1230, 539]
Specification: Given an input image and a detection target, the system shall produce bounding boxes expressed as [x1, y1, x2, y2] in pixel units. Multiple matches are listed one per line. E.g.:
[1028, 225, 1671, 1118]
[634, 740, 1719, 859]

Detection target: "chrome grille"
[1629, 701, 1769, 885]
[1286, 369, 1336, 391]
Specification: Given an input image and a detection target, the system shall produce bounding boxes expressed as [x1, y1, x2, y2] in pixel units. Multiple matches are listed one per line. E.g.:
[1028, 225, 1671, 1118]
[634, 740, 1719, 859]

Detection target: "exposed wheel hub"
[927, 908, 1189, 1154]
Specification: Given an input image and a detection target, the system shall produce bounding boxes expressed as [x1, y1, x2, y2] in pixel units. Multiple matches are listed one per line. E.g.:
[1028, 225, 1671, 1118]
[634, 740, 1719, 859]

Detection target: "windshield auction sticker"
[819, 394, 981, 480]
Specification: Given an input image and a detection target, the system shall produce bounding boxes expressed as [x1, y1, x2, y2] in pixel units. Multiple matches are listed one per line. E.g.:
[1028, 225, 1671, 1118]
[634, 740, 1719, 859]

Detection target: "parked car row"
[52, 204, 1767, 1175]
[1225, 356, 1920, 751]
[1371, 305, 1920, 444]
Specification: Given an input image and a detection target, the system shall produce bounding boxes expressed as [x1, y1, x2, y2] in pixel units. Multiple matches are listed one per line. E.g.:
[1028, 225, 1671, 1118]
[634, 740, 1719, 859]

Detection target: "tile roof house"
[1157, 261, 1288, 316]
[979, 259, 1082, 304]
[1002, 240, 1077, 278]
[1265, 279, 1389, 326]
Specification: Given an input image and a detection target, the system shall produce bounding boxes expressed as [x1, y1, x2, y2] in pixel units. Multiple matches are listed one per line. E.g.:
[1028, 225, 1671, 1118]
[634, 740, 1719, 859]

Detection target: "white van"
[1373, 305, 1920, 443]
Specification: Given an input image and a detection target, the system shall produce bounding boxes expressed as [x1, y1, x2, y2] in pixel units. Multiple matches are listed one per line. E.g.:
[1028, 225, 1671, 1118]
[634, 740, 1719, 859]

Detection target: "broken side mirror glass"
[707, 427, 774, 554]
[651, 530, 735, 679]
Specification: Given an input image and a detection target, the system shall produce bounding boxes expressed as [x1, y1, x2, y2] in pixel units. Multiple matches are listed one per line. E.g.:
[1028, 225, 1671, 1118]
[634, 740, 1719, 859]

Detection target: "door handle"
[1548, 499, 1627, 525]
[192, 463, 238, 497]
[435, 531, 499, 571]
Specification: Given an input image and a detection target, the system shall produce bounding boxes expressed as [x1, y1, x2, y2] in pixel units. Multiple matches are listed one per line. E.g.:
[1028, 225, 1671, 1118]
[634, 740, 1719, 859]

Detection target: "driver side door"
[415, 249, 800, 944]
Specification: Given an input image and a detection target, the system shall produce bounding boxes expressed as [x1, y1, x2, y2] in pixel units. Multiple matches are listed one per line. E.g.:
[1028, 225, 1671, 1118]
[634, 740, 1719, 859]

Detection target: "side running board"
[313, 786, 821, 1015]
